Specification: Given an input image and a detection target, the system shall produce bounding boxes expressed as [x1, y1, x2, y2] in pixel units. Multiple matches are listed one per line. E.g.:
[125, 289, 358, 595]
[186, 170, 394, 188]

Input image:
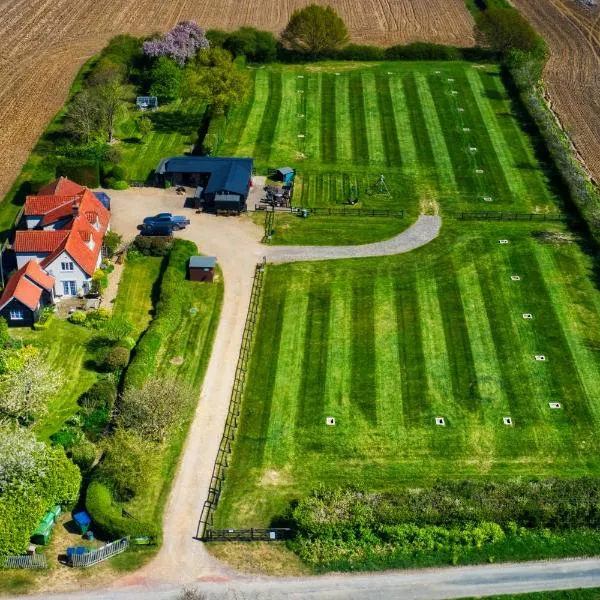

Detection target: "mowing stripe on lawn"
[254, 70, 283, 163]
[324, 273, 354, 425]
[296, 276, 331, 429]
[320, 73, 337, 164]
[350, 275, 377, 425]
[414, 74, 457, 194]
[236, 69, 270, 157]
[335, 73, 352, 164]
[509, 243, 593, 426]
[388, 75, 417, 171]
[272, 70, 302, 165]
[394, 265, 428, 427]
[402, 74, 434, 169]
[466, 69, 528, 204]
[264, 272, 309, 466]
[533, 244, 600, 423]
[478, 69, 556, 210]
[243, 271, 287, 468]
[373, 271, 403, 434]
[361, 71, 387, 166]
[349, 71, 370, 165]
[304, 73, 322, 161]
[416, 262, 455, 421]
[454, 252, 512, 423]
[477, 237, 571, 457]
[435, 253, 481, 415]
[375, 72, 402, 168]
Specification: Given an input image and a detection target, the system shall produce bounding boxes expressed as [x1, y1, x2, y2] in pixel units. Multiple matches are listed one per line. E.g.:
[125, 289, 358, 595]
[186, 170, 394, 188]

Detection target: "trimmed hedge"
[124, 239, 197, 388]
[85, 480, 159, 540]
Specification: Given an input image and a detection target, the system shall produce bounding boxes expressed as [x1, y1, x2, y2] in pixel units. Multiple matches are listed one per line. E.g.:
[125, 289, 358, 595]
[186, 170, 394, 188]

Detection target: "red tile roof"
[0, 260, 54, 311]
[16, 180, 110, 277]
[37, 177, 85, 197]
[13, 230, 69, 253]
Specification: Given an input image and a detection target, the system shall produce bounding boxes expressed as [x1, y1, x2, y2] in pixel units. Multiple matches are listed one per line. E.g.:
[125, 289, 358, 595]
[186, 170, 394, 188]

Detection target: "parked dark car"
[139, 222, 173, 236]
[143, 213, 190, 230]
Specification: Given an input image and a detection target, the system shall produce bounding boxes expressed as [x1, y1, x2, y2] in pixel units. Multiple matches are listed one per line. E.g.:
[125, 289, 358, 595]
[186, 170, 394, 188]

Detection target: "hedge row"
[85, 480, 159, 540]
[293, 480, 600, 537]
[276, 42, 496, 64]
[124, 239, 197, 388]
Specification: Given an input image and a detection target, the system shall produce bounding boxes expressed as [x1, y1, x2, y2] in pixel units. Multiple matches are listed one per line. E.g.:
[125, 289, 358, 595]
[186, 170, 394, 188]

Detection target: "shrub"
[82, 407, 111, 441]
[103, 145, 123, 164]
[0, 318, 8, 348]
[385, 42, 459, 61]
[337, 44, 385, 61]
[56, 159, 100, 188]
[85, 308, 111, 329]
[91, 269, 109, 294]
[223, 27, 278, 62]
[50, 428, 79, 449]
[112, 180, 129, 190]
[80, 379, 118, 411]
[98, 428, 157, 499]
[103, 346, 130, 371]
[133, 235, 173, 256]
[201, 113, 228, 155]
[110, 164, 127, 180]
[103, 230, 123, 257]
[68, 437, 97, 471]
[68, 311, 86, 325]
[85, 480, 159, 540]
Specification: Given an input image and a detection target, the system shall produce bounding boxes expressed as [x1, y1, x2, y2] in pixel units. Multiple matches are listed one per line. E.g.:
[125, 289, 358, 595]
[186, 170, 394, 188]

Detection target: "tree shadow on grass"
[149, 110, 204, 135]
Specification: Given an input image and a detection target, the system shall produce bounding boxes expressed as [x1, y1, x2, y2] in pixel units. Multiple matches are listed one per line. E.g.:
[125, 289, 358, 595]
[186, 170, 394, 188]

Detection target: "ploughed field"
[222, 62, 562, 216]
[215, 222, 600, 526]
[514, 0, 600, 182]
[0, 0, 475, 205]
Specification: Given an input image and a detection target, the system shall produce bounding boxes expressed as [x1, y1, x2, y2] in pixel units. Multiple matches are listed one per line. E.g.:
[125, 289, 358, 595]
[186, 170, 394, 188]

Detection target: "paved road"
[16, 557, 600, 599]
[268, 215, 441, 262]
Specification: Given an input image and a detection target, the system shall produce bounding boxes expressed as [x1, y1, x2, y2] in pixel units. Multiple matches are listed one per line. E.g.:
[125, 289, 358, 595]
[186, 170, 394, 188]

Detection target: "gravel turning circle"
[267, 215, 442, 263]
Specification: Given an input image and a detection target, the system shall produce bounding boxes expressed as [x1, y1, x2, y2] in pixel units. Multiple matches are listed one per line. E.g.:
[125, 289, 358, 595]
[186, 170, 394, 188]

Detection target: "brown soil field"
[0, 0, 474, 202]
[514, 0, 600, 181]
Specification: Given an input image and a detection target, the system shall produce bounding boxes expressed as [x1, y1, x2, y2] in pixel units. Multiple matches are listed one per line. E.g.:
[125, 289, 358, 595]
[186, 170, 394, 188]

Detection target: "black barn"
[155, 156, 253, 213]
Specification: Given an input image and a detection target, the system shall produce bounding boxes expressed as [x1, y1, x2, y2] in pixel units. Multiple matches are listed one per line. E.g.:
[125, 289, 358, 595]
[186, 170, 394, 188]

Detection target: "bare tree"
[97, 80, 127, 143]
[0, 354, 63, 424]
[65, 88, 101, 143]
[118, 378, 189, 442]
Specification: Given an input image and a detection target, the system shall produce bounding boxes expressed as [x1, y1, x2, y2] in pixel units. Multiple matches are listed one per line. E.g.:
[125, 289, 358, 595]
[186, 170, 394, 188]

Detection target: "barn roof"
[189, 256, 216, 269]
[156, 156, 253, 196]
[0, 260, 54, 311]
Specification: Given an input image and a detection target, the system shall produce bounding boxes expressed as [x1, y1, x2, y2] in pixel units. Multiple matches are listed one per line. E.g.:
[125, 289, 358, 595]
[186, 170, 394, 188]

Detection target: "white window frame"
[62, 281, 77, 296]
[60, 261, 74, 272]
[9, 309, 24, 320]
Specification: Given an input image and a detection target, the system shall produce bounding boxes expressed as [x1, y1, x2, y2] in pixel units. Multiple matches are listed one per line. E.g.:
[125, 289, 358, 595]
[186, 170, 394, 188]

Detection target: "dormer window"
[61, 261, 74, 271]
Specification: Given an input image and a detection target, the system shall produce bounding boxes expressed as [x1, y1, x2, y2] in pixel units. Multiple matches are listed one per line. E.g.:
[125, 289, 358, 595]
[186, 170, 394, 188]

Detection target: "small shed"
[136, 96, 158, 110]
[275, 167, 295, 185]
[189, 256, 216, 282]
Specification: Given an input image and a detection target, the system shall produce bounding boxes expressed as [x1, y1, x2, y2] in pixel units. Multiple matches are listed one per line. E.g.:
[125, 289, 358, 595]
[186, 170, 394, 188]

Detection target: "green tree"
[97, 80, 127, 143]
[100, 428, 157, 499]
[137, 115, 153, 138]
[281, 4, 349, 55]
[118, 378, 188, 442]
[148, 56, 184, 102]
[0, 353, 63, 424]
[224, 27, 277, 62]
[185, 47, 249, 114]
[65, 88, 102, 143]
[476, 8, 547, 57]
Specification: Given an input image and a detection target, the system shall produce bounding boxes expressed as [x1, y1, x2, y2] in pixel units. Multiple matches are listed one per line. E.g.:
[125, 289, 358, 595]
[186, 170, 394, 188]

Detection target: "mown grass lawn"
[13, 320, 99, 441]
[112, 255, 164, 340]
[116, 98, 207, 182]
[253, 211, 410, 246]
[222, 61, 562, 217]
[215, 221, 600, 527]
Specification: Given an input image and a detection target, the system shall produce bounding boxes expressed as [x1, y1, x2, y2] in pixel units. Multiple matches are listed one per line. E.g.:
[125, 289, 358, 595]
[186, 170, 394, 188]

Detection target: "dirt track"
[0, 0, 474, 205]
[513, 0, 600, 181]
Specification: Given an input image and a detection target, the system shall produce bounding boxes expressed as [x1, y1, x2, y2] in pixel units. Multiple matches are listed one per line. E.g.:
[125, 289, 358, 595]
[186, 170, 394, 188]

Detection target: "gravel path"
[267, 215, 442, 263]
